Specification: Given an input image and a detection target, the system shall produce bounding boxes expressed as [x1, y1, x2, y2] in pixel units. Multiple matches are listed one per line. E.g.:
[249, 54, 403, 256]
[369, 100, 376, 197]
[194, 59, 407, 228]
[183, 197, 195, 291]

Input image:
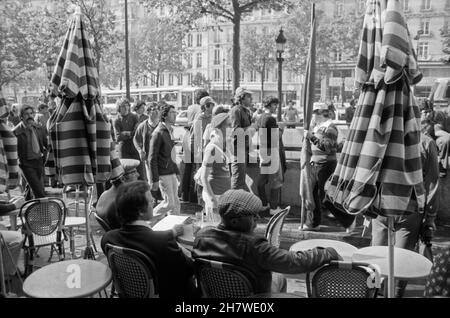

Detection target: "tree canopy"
[141, 0, 293, 91]
[130, 15, 188, 87]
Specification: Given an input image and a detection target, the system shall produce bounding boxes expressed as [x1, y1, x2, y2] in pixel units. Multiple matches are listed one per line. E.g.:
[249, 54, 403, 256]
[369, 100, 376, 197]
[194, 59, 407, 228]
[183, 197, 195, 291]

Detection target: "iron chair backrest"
[105, 243, 159, 298]
[19, 197, 66, 247]
[311, 260, 380, 298]
[92, 210, 111, 232]
[194, 258, 258, 298]
[265, 206, 291, 248]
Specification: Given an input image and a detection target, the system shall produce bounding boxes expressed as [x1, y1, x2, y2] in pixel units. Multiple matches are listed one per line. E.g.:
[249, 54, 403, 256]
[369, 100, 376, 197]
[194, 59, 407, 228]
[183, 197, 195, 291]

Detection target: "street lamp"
[124, 0, 131, 100]
[222, 57, 226, 104]
[341, 72, 345, 107]
[276, 28, 286, 121]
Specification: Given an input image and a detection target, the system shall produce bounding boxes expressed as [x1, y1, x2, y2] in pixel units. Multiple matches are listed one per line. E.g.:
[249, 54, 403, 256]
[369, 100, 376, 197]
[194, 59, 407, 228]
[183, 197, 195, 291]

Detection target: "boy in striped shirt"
[301, 103, 338, 231]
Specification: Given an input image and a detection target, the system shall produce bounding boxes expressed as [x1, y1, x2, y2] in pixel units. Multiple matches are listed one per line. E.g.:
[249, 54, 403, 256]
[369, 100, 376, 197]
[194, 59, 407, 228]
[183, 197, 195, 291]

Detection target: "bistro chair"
[20, 197, 67, 276]
[105, 243, 159, 298]
[310, 260, 380, 298]
[194, 258, 258, 298]
[265, 206, 291, 248]
[0, 232, 24, 297]
[92, 210, 111, 233]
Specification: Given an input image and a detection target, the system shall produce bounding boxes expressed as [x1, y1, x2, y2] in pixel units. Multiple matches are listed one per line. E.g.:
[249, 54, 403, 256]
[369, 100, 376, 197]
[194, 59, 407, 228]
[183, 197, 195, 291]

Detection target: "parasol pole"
[83, 185, 95, 259]
[300, 198, 305, 230]
[387, 216, 395, 298]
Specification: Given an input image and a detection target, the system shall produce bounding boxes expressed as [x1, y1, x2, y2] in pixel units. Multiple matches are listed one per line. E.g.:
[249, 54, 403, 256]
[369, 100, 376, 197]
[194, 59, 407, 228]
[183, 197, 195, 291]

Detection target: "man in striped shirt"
[301, 103, 338, 231]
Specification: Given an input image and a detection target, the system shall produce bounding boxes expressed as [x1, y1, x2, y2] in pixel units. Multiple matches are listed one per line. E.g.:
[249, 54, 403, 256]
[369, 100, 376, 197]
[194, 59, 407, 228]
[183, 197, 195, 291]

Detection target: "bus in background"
[429, 78, 450, 111]
[100, 86, 202, 115]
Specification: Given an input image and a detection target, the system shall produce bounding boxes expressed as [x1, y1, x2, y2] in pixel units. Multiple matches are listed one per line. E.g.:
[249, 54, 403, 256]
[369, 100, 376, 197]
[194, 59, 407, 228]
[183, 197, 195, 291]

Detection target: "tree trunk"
[260, 60, 265, 102]
[156, 69, 160, 88]
[232, 0, 241, 92]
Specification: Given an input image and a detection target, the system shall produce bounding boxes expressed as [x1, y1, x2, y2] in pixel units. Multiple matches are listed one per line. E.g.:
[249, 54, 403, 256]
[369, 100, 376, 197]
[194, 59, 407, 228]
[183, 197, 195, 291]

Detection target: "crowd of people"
[1, 86, 450, 298]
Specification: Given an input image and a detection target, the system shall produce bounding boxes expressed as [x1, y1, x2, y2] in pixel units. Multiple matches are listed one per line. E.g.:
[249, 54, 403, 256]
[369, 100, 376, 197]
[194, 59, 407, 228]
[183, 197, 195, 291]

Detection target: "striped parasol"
[48, 8, 123, 186]
[47, 7, 123, 259]
[325, 0, 425, 297]
[325, 0, 424, 218]
[0, 89, 19, 193]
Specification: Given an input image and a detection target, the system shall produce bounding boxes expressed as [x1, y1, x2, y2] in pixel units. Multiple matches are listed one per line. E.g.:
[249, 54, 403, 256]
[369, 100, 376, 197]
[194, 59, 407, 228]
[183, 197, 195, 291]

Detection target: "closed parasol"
[299, 3, 316, 228]
[0, 90, 19, 194]
[48, 7, 123, 258]
[325, 0, 425, 297]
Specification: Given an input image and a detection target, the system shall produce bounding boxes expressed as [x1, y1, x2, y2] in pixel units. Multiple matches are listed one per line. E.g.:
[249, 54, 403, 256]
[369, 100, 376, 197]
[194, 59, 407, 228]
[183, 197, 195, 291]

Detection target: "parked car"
[175, 110, 188, 127]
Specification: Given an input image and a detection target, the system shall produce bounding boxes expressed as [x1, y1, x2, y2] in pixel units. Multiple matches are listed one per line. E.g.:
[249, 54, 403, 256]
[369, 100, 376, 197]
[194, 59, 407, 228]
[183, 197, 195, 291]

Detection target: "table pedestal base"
[83, 246, 96, 260]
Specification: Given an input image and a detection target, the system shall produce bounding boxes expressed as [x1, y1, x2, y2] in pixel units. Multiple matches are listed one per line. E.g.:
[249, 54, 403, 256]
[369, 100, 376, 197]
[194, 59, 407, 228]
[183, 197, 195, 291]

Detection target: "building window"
[151, 73, 156, 86]
[178, 73, 183, 86]
[335, 1, 344, 17]
[358, 0, 365, 13]
[187, 33, 193, 47]
[213, 69, 221, 82]
[196, 53, 202, 68]
[264, 68, 270, 82]
[334, 50, 343, 62]
[214, 49, 220, 65]
[418, 42, 429, 59]
[421, 0, 431, 10]
[226, 29, 232, 42]
[241, 71, 245, 82]
[227, 69, 232, 81]
[187, 73, 192, 86]
[143, 75, 148, 86]
[402, 0, 409, 11]
[213, 29, 221, 43]
[186, 53, 193, 68]
[250, 70, 256, 82]
[196, 33, 202, 47]
[420, 20, 430, 35]
[169, 74, 174, 86]
[159, 74, 164, 86]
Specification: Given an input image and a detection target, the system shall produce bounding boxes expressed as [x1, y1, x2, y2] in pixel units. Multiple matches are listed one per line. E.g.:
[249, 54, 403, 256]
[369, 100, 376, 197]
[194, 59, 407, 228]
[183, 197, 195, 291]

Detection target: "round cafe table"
[176, 221, 219, 247]
[23, 259, 112, 298]
[289, 239, 358, 259]
[352, 246, 433, 280]
[64, 216, 87, 258]
[249, 292, 304, 298]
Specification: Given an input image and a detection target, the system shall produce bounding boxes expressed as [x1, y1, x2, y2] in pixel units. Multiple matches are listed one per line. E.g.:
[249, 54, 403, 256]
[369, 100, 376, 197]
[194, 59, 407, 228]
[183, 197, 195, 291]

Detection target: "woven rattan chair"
[92, 210, 111, 232]
[265, 206, 290, 248]
[105, 243, 159, 298]
[310, 260, 380, 298]
[0, 232, 24, 296]
[194, 258, 258, 298]
[20, 197, 66, 276]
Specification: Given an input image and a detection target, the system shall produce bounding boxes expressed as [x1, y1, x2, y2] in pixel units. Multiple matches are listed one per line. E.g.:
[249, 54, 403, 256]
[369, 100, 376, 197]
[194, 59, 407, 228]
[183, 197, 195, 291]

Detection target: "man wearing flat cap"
[96, 159, 140, 230]
[192, 190, 342, 293]
[229, 87, 255, 191]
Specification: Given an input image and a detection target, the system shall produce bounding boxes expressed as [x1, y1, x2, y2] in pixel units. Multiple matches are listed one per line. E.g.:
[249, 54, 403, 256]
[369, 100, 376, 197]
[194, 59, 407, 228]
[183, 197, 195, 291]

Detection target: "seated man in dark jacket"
[101, 180, 199, 298]
[192, 189, 342, 293]
[96, 159, 140, 230]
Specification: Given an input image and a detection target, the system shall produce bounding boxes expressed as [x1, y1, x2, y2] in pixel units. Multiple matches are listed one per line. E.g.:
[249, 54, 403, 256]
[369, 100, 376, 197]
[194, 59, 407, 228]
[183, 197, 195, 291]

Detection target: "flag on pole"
[299, 3, 317, 220]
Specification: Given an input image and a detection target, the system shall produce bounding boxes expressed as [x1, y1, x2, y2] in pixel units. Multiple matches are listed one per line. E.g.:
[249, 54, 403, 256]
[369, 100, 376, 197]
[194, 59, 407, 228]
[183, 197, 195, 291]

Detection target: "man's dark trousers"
[305, 161, 336, 228]
[21, 159, 46, 201]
